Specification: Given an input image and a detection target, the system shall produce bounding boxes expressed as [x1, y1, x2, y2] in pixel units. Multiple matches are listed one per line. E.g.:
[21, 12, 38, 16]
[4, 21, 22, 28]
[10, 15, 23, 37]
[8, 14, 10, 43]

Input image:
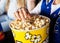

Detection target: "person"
[0, 0, 25, 32]
[0, 0, 11, 32]
[0, 0, 60, 42]
[0, 0, 35, 42]
[14, 0, 60, 43]
[14, 0, 60, 22]
[0, 0, 8, 41]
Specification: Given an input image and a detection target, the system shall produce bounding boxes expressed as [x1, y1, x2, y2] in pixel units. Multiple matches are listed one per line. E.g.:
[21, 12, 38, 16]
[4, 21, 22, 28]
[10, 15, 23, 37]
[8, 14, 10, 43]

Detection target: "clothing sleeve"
[0, 0, 7, 15]
[7, 0, 17, 20]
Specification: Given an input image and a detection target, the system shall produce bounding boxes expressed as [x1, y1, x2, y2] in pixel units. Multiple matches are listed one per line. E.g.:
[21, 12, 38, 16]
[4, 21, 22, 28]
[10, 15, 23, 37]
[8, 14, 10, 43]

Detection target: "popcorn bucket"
[10, 16, 50, 43]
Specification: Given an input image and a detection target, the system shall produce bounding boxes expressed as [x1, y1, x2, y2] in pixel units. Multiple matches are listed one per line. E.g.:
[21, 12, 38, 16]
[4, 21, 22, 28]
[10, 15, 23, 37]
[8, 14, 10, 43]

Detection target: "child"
[14, 0, 60, 43]
[0, 0, 7, 40]
[28, 0, 60, 43]
[0, 0, 25, 32]
[0, 0, 11, 32]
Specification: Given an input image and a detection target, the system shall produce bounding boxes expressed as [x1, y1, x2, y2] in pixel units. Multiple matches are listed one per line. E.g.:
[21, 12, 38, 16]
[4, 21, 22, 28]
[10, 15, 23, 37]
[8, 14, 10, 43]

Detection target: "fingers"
[22, 8, 27, 18]
[14, 8, 31, 21]
[18, 9, 25, 21]
[14, 11, 21, 20]
[22, 8, 31, 19]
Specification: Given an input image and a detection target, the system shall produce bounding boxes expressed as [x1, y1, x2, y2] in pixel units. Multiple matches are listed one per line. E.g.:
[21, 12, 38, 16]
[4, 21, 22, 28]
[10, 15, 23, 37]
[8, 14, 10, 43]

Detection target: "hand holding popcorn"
[14, 8, 31, 21]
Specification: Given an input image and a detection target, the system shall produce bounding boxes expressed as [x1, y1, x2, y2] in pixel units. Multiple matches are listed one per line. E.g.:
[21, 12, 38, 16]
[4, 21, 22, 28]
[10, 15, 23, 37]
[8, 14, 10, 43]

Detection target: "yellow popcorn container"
[10, 16, 50, 43]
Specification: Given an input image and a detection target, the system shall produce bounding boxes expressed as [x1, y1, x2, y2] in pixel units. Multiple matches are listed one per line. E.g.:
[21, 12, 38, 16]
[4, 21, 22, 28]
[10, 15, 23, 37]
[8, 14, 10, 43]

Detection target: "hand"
[14, 8, 31, 21]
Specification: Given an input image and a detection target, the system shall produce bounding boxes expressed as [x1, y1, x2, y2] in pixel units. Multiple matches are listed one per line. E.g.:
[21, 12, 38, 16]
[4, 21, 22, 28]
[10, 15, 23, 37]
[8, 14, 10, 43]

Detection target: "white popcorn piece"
[25, 27, 29, 31]
[16, 41, 22, 43]
[39, 23, 42, 28]
[37, 36, 41, 42]
[31, 35, 37, 42]
[15, 25, 20, 30]
[35, 27, 38, 29]
[19, 22, 22, 25]
[34, 39, 38, 43]
[40, 19, 45, 25]
[36, 18, 39, 21]
[27, 22, 30, 25]
[32, 26, 36, 30]
[25, 32, 31, 40]
[34, 35, 37, 39]
[37, 21, 40, 24]
[22, 24, 25, 28]
[31, 35, 41, 43]
[46, 19, 49, 23]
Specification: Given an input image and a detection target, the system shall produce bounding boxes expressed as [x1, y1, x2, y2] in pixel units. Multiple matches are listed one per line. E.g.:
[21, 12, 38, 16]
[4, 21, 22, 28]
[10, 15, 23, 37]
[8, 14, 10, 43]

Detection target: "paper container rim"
[10, 15, 50, 32]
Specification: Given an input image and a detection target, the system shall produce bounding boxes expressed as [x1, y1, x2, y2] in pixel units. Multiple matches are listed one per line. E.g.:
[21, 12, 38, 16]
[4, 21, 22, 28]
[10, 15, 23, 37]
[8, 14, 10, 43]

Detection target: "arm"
[7, 0, 17, 20]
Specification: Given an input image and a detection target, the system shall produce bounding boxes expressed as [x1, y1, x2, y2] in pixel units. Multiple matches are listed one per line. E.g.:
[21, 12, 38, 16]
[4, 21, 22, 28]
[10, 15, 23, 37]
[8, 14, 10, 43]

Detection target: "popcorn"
[37, 36, 41, 42]
[25, 32, 32, 40]
[40, 19, 45, 26]
[35, 27, 38, 29]
[31, 35, 41, 43]
[46, 19, 49, 23]
[35, 18, 39, 21]
[16, 40, 22, 43]
[10, 15, 49, 30]
[25, 32, 41, 43]
[10, 23, 15, 29]
[39, 23, 42, 28]
[32, 26, 36, 30]
[25, 27, 30, 31]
